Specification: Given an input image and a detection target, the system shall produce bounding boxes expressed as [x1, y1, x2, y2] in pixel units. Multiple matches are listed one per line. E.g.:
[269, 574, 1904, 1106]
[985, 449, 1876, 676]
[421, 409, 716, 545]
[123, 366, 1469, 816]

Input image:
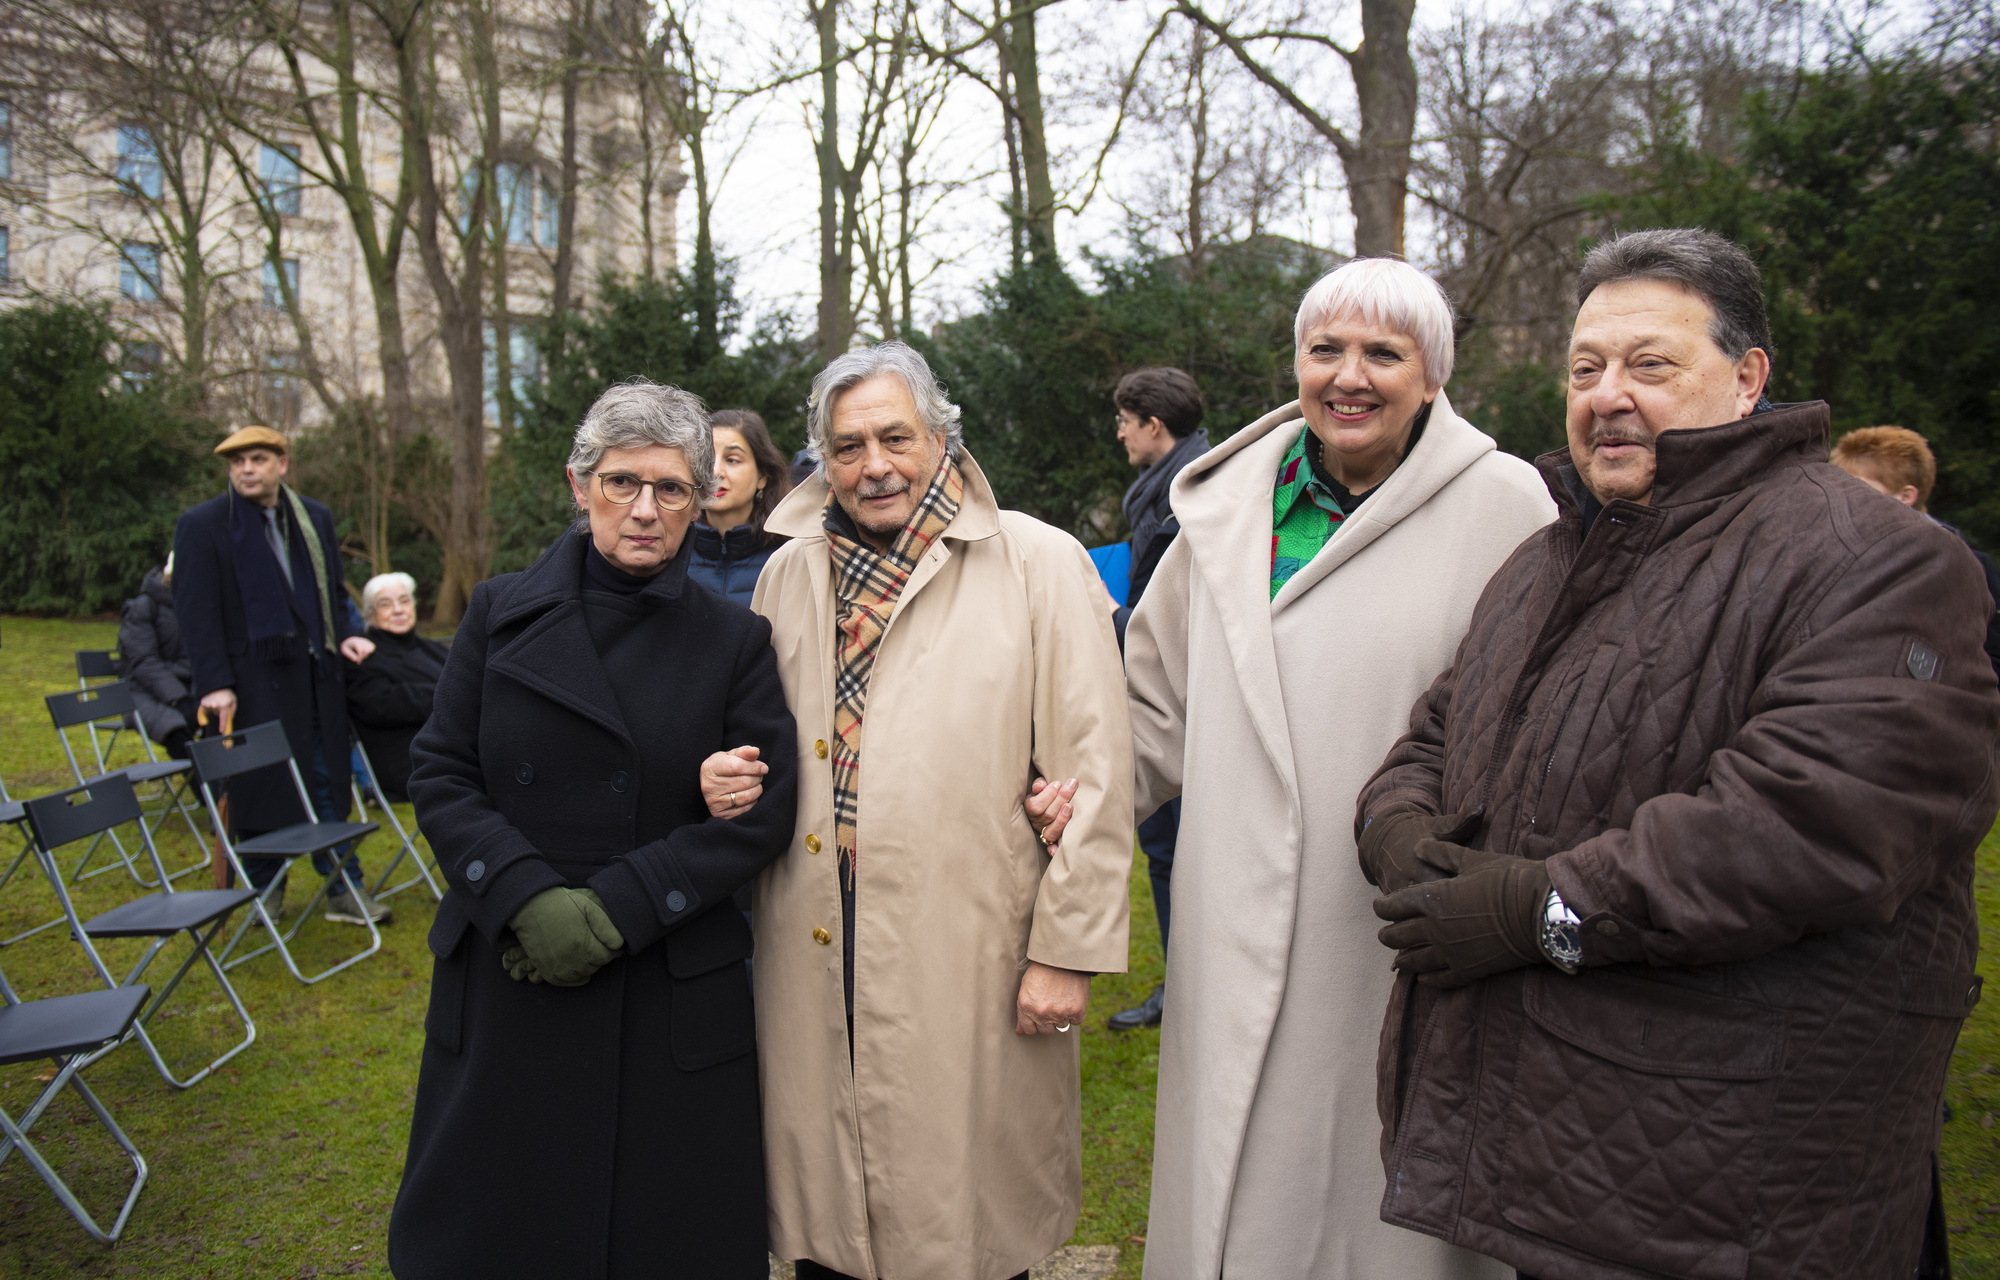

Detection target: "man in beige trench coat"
[743, 342, 1134, 1280]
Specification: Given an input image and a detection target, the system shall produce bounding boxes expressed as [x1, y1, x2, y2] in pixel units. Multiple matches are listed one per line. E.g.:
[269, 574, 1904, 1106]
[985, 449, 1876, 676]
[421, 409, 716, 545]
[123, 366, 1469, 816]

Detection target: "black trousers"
[795, 1263, 1025, 1280]
[1137, 797, 1180, 953]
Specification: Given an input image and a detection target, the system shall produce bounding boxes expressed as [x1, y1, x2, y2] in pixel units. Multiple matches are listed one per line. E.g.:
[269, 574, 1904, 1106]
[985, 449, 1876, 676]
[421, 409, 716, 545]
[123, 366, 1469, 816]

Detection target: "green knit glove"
[502, 888, 625, 987]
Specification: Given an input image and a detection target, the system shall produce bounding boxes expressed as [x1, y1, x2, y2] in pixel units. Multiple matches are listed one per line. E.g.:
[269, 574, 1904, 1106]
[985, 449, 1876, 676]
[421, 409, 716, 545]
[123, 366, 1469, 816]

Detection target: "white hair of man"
[805, 341, 964, 464]
[361, 571, 418, 620]
[567, 378, 716, 506]
[1293, 258, 1458, 391]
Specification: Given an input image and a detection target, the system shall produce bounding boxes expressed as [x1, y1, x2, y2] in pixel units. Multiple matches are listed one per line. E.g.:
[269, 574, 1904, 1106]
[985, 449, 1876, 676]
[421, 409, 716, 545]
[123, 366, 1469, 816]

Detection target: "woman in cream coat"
[1125, 259, 1556, 1279]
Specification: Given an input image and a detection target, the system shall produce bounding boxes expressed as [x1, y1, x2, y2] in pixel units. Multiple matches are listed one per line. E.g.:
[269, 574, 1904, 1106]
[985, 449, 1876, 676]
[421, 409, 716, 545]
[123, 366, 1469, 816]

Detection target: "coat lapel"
[764, 448, 1005, 633]
[1169, 407, 1305, 805]
[1270, 390, 1496, 609]
[486, 538, 634, 749]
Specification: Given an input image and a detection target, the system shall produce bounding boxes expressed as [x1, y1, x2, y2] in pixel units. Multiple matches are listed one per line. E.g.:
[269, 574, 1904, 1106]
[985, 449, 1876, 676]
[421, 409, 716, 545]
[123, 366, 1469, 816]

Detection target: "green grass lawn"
[0, 616, 1164, 1278]
[12, 606, 1997, 1280]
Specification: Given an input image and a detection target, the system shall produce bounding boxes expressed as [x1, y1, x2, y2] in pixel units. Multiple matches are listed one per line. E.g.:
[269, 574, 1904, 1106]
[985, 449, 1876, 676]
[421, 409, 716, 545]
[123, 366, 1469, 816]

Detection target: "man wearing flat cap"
[174, 426, 390, 925]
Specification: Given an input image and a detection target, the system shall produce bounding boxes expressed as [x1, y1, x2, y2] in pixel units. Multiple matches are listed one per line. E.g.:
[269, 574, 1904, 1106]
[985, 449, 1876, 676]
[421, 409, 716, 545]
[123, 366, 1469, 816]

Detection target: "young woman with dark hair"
[688, 409, 793, 607]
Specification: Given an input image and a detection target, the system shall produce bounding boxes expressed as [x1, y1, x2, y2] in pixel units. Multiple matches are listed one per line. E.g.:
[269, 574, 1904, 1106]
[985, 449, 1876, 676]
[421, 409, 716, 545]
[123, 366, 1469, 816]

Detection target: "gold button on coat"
[814, 739, 829, 759]
[812, 927, 832, 945]
[804, 834, 821, 854]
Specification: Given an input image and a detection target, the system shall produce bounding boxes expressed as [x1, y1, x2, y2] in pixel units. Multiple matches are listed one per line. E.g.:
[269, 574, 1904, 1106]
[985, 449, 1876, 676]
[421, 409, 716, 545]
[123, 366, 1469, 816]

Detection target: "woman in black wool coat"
[389, 380, 798, 1280]
[344, 570, 448, 801]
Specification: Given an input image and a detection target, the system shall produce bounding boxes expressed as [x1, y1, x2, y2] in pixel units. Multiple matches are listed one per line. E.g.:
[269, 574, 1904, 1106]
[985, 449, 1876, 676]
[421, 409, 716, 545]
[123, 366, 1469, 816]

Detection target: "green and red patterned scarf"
[824, 456, 964, 878]
[1270, 425, 1348, 597]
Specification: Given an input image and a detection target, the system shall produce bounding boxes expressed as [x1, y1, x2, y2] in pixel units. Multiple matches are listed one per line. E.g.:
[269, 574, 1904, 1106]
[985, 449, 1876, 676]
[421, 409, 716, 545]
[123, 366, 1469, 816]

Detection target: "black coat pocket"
[1497, 970, 1787, 1280]
[424, 895, 473, 1054]
[667, 908, 756, 1072]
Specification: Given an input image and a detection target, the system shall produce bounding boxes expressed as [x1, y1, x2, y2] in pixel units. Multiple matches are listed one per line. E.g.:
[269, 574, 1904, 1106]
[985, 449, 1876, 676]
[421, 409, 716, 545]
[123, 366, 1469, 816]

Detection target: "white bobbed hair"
[1293, 258, 1458, 390]
[361, 571, 417, 620]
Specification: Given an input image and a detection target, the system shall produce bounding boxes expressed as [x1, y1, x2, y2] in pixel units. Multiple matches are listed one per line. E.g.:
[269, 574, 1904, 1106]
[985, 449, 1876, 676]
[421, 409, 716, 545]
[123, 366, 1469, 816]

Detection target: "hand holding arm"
[700, 746, 768, 819]
[1025, 776, 1078, 848]
[340, 635, 376, 663]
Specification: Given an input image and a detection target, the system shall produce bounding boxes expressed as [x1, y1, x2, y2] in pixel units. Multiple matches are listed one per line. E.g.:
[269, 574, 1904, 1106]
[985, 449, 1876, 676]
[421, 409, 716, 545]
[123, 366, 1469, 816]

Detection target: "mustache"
[1587, 419, 1655, 451]
[856, 476, 911, 499]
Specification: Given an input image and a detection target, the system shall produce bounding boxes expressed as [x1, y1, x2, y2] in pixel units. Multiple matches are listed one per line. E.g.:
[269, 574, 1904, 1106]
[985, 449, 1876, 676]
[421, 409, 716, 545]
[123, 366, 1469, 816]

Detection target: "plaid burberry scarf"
[824, 456, 964, 879]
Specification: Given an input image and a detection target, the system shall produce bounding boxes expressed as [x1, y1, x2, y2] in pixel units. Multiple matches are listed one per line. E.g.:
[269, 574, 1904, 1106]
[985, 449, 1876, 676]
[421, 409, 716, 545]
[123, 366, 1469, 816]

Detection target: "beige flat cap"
[214, 425, 290, 456]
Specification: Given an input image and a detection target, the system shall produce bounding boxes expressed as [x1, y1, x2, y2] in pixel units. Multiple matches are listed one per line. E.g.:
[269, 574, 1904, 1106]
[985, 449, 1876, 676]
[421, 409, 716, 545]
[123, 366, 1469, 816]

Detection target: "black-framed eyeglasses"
[586, 471, 697, 511]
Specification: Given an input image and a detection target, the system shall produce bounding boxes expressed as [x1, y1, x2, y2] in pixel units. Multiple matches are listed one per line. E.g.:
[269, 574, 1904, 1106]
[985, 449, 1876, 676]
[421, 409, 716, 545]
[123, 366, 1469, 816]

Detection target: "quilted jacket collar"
[1534, 400, 1832, 521]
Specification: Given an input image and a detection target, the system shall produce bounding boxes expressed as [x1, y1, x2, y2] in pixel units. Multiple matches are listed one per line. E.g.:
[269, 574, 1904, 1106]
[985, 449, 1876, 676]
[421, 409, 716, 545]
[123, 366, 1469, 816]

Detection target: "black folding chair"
[22, 777, 258, 1089]
[188, 722, 382, 984]
[45, 684, 206, 886]
[0, 961, 149, 1243]
[350, 737, 442, 904]
[73, 650, 132, 760]
[0, 773, 45, 948]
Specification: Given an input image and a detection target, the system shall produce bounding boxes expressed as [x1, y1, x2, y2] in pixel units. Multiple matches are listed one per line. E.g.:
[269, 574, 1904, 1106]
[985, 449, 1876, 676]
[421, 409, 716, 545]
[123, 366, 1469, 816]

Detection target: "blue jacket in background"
[685, 523, 782, 608]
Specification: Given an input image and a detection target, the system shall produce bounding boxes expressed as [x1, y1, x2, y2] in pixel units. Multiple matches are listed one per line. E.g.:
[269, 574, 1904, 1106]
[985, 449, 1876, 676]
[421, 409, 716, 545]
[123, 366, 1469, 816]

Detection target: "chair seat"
[0, 986, 149, 1067]
[85, 889, 260, 938]
[0, 800, 21, 825]
[89, 759, 191, 786]
[234, 820, 379, 858]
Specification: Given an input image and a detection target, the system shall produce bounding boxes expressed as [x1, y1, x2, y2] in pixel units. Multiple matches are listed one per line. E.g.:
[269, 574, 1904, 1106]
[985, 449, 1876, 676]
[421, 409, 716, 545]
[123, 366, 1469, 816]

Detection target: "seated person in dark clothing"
[687, 409, 793, 608]
[119, 554, 197, 758]
[345, 571, 448, 801]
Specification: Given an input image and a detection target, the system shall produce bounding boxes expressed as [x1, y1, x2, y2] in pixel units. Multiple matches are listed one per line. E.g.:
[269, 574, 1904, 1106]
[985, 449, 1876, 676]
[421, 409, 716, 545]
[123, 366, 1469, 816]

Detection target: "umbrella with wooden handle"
[196, 704, 234, 889]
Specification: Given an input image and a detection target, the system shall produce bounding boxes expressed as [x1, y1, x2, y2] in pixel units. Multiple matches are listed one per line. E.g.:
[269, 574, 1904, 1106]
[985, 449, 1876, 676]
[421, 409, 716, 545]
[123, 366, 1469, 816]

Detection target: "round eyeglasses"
[587, 471, 697, 511]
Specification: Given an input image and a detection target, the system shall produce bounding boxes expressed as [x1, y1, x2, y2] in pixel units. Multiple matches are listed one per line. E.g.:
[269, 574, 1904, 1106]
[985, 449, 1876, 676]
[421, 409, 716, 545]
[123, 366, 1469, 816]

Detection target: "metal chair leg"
[0, 1063, 149, 1243]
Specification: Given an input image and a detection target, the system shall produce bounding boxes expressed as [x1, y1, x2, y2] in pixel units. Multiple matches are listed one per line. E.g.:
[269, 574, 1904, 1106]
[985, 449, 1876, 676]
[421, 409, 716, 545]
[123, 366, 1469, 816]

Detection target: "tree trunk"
[689, 116, 719, 360]
[406, 2, 493, 627]
[1348, 0, 1418, 258]
[550, 0, 587, 321]
[1002, 4, 1056, 262]
[812, 0, 852, 362]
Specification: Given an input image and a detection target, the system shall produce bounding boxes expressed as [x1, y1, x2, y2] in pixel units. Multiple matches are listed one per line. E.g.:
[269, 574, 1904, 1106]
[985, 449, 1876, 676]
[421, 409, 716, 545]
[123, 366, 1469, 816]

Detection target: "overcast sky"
[676, 0, 1407, 338]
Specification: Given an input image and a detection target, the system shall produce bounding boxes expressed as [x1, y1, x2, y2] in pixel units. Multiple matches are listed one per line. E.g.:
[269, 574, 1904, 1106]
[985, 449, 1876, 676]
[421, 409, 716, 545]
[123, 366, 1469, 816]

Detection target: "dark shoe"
[325, 883, 391, 926]
[1108, 983, 1164, 1031]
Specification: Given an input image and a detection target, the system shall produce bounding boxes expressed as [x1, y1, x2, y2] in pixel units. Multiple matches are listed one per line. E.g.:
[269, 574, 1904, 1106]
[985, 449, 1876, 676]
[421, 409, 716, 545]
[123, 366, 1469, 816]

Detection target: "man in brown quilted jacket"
[1356, 228, 2000, 1280]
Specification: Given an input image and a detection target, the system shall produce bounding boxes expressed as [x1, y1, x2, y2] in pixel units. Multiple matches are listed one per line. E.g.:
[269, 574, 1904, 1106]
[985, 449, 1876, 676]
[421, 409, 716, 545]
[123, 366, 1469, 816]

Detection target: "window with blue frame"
[0, 101, 13, 182]
[116, 125, 161, 199]
[120, 241, 160, 301]
[263, 257, 299, 309]
[261, 143, 301, 215]
[463, 162, 558, 245]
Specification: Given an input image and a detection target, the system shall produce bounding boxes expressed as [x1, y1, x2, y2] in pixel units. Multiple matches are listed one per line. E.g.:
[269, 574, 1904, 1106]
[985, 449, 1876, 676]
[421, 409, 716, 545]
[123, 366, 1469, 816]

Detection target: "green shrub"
[0, 301, 204, 614]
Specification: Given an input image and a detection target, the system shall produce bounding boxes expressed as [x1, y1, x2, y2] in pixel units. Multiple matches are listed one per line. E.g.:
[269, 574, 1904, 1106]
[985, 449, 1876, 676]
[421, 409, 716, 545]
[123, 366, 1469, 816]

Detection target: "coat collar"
[1167, 390, 1498, 795]
[765, 447, 1004, 545]
[481, 531, 694, 749]
[1534, 400, 1833, 522]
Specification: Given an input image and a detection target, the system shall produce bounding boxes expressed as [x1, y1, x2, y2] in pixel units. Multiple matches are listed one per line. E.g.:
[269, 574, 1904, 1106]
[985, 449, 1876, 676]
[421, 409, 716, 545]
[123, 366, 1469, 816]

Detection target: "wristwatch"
[1540, 889, 1583, 974]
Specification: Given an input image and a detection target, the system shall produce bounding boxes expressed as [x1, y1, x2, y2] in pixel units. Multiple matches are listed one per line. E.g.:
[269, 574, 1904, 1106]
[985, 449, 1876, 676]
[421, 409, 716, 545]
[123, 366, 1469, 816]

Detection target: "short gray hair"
[360, 571, 416, 619]
[805, 341, 963, 463]
[1576, 229, 1773, 362]
[1294, 257, 1458, 390]
[566, 379, 715, 505]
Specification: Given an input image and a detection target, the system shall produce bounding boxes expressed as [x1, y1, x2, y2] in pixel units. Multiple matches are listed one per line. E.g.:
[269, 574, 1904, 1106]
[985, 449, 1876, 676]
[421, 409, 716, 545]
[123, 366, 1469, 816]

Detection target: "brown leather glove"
[1372, 841, 1550, 988]
[1356, 802, 1485, 895]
